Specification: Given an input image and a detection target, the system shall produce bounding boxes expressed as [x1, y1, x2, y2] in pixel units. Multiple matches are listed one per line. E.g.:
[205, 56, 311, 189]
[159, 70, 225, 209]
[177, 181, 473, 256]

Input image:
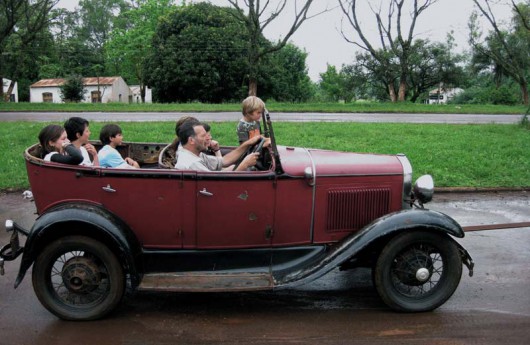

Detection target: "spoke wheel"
[32, 236, 124, 320]
[374, 231, 462, 312]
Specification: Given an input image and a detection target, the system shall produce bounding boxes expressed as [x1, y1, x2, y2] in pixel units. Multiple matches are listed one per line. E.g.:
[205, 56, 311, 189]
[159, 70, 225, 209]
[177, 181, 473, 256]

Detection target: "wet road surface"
[0, 111, 524, 124]
[0, 191, 529, 344]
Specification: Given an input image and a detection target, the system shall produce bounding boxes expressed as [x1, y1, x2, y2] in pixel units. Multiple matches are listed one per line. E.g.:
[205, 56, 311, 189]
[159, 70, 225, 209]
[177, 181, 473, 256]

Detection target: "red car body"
[1, 116, 473, 320]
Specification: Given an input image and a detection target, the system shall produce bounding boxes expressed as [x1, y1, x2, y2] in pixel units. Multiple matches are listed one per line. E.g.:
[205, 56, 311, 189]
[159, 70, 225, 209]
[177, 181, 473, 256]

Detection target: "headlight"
[413, 175, 434, 204]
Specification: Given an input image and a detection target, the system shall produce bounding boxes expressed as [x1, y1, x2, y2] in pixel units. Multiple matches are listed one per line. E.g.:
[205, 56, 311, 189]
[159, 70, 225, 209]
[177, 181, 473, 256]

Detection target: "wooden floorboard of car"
[138, 272, 274, 292]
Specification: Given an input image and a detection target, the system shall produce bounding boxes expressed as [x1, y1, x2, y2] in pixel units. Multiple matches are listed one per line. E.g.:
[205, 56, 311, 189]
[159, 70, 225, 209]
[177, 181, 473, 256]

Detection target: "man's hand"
[209, 140, 220, 152]
[236, 152, 259, 171]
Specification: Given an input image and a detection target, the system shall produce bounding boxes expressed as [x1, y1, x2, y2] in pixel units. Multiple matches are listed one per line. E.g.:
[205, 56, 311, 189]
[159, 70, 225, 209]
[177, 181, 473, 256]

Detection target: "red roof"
[31, 77, 122, 88]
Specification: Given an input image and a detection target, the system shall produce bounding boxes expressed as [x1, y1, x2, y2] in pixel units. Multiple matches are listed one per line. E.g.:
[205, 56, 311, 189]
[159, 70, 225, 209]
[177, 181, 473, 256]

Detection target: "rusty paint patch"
[238, 191, 249, 200]
[248, 213, 258, 221]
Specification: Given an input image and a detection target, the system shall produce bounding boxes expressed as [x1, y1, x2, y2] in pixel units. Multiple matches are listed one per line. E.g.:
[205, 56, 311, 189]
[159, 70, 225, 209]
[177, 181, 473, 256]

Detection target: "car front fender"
[275, 208, 464, 288]
[15, 202, 142, 288]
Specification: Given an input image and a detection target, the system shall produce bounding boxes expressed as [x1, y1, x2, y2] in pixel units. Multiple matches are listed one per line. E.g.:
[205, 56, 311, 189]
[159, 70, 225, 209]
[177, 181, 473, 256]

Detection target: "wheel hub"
[61, 256, 101, 294]
[395, 249, 433, 286]
[415, 267, 430, 282]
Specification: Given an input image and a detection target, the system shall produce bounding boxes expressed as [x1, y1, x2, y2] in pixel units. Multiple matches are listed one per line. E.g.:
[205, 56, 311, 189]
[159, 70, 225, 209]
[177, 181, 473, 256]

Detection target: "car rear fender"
[14, 202, 142, 288]
[275, 209, 465, 288]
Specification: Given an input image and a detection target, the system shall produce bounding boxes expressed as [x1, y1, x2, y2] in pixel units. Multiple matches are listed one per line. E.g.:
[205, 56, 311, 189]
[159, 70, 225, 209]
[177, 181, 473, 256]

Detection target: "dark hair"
[38, 124, 64, 157]
[169, 116, 201, 151]
[178, 121, 203, 146]
[99, 124, 122, 145]
[202, 122, 211, 132]
[64, 117, 89, 142]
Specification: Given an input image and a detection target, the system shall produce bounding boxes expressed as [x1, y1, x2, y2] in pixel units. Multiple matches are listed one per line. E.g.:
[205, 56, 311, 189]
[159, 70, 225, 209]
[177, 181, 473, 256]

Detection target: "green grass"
[1, 121, 528, 191]
[0, 101, 526, 114]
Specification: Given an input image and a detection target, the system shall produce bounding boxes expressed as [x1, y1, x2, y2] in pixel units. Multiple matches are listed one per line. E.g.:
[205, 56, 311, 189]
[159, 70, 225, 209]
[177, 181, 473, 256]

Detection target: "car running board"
[138, 272, 274, 292]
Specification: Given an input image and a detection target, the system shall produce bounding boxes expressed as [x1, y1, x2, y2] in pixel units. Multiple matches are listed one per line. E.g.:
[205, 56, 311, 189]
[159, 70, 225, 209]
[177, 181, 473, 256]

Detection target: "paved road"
[0, 111, 525, 123]
[0, 191, 529, 344]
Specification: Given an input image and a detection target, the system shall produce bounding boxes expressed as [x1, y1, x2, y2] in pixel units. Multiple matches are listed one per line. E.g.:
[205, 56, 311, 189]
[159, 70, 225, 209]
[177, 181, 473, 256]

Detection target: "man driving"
[175, 120, 264, 172]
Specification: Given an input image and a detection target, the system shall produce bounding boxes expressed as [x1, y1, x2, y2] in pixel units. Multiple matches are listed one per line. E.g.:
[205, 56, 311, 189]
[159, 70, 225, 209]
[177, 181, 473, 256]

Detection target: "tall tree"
[0, 0, 58, 101]
[469, 0, 530, 105]
[105, 0, 176, 102]
[338, 0, 438, 102]
[224, 0, 322, 96]
[144, 2, 251, 103]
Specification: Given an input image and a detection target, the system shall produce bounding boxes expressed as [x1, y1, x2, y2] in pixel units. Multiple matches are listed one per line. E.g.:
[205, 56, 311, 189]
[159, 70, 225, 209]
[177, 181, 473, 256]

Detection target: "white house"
[129, 85, 153, 103]
[30, 77, 131, 103]
[428, 87, 464, 104]
[2, 78, 18, 102]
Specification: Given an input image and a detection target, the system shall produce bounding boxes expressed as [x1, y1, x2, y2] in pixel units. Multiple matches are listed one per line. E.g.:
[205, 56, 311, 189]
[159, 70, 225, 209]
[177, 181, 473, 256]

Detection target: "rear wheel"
[374, 231, 462, 312]
[32, 236, 125, 320]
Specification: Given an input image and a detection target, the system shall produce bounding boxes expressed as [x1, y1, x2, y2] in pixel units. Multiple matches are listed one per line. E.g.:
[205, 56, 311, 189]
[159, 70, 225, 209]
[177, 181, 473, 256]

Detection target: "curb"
[435, 187, 530, 193]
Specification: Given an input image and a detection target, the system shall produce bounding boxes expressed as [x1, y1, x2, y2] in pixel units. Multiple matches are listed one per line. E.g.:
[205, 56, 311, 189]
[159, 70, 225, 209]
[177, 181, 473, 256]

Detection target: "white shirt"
[79, 146, 93, 166]
[175, 146, 223, 171]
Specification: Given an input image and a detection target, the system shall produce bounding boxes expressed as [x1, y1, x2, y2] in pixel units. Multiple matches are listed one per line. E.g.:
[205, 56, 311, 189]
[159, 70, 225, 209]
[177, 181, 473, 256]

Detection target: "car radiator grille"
[326, 187, 391, 232]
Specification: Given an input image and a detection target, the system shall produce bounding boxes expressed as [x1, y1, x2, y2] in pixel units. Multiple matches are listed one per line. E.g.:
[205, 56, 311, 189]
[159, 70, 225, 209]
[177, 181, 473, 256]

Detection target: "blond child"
[237, 96, 265, 144]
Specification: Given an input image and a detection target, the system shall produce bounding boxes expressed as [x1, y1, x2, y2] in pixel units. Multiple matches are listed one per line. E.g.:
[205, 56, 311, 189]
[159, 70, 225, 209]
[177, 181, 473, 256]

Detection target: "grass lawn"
[1, 121, 528, 191]
[0, 101, 527, 115]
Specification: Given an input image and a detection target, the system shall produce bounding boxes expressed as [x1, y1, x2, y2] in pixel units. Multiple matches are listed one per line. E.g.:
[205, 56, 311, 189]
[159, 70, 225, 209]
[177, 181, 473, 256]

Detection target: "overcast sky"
[57, 0, 514, 81]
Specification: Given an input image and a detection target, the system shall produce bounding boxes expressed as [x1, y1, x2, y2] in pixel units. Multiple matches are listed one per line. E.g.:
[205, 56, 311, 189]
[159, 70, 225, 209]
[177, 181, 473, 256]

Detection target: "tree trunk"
[388, 83, 397, 102]
[248, 79, 257, 96]
[398, 78, 407, 102]
[520, 81, 529, 106]
[0, 76, 4, 101]
[140, 84, 145, 103]
[5, 80, 16, 102]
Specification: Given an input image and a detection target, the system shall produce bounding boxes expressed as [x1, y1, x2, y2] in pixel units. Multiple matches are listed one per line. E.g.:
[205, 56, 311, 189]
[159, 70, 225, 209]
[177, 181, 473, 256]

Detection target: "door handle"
[102, 184, 116, 193]
[199, 188, 213, 196]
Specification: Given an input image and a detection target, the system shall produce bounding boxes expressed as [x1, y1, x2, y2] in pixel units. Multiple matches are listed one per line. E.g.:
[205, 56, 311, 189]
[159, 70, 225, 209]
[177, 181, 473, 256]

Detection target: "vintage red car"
[0, 113, 473, 320]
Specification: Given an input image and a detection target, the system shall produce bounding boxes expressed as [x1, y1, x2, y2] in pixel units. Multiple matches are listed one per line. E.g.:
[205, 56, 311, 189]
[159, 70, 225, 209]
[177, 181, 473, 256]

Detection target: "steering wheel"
[232, 138, 265, 171]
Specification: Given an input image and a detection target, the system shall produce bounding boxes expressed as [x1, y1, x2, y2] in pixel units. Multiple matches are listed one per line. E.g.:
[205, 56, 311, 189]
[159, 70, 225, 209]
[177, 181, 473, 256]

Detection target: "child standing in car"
[237, 96, 265, 144]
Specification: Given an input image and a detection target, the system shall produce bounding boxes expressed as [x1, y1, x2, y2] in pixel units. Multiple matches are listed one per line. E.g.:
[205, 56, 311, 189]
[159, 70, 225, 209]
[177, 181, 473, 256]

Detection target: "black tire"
[32, 236, 125, 320]
[374, 231, 462, 312]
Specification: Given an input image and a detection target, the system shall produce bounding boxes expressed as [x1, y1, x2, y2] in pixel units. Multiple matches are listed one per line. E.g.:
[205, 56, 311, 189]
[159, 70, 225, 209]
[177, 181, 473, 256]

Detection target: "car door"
[99, 169, 184, 249]
[195, 170, 276, 249]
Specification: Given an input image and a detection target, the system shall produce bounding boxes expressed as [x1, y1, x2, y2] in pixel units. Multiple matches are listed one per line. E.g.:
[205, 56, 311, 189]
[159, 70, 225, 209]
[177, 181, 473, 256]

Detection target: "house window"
[91, 91, 101, 103]
[42, 92, 53, 103]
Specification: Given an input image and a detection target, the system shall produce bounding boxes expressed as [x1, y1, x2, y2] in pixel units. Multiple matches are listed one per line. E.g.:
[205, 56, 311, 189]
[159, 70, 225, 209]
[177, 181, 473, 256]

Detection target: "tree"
[144, 2, 250, 103]
[224, 0, 323, 96]
[60, 75, 86, 102]
[407, 37, 465, 103]
[0, 0, 58, 101]
[469, 0, 530, 105]
[105, 0, 175, 103]
[338, 0, 438, 102]
[264, 43, 313, 102]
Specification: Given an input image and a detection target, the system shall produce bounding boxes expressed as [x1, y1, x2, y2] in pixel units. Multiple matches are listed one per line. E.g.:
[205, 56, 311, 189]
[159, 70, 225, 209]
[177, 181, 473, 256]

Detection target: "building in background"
[428, 87, 464, 104]
[30, 77, 131, 103]
[129, 85, 152, 103]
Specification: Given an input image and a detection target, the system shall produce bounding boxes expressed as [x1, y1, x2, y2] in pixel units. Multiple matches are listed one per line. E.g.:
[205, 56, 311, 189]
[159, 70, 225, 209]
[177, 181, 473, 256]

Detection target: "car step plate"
[138, 272, 274, 292]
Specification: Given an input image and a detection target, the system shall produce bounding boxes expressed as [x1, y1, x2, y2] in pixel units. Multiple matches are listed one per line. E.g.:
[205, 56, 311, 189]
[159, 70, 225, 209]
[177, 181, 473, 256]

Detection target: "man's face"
[191, 125, 210, 152]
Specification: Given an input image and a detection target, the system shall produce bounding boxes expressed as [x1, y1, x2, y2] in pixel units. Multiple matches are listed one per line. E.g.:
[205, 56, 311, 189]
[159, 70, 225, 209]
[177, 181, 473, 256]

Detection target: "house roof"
[31, 77, 122, 88]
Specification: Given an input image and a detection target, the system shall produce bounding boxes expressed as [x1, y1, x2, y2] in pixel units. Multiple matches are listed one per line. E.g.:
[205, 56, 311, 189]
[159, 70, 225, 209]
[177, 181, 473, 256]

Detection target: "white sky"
[57, 0, 514, 81]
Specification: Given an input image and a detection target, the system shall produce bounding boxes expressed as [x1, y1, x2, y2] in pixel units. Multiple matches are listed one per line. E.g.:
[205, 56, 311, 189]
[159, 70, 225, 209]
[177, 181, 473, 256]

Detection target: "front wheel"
[32, 236, 125, 320]
[374, 231, 463, 312]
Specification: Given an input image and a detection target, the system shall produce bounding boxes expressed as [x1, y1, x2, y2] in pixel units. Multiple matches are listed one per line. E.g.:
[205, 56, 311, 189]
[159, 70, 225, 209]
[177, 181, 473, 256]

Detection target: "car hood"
[278, 146, 404, 177]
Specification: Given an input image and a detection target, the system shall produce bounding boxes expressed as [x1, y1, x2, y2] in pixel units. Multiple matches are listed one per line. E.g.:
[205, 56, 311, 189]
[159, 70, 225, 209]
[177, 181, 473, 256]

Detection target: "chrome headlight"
[413, 175, 434, 204]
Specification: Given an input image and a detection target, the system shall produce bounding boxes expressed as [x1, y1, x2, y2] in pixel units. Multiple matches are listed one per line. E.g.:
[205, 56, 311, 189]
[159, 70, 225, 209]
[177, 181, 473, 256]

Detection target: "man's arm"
[222, 135, 262, 167]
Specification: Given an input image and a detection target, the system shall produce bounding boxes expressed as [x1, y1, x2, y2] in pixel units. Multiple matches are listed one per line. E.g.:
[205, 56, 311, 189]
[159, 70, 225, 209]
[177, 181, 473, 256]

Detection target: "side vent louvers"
[326, 188, 391, 232]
